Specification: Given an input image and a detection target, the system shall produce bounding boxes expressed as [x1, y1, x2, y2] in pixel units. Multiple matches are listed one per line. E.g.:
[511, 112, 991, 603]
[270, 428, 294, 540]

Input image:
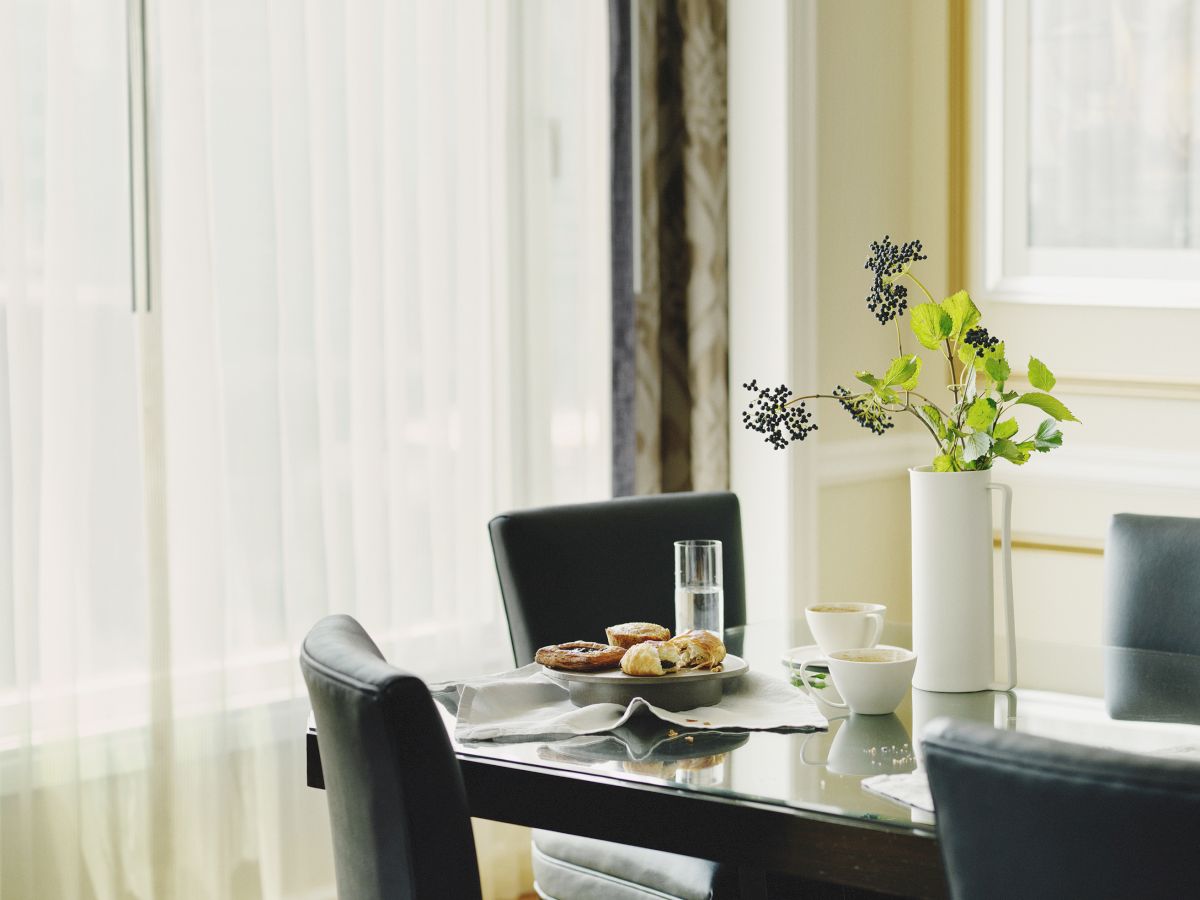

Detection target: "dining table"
[305, 620, 1200, 899]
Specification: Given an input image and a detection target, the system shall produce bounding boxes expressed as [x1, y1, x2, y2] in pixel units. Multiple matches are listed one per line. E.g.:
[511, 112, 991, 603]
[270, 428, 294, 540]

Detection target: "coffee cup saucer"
[783, 644, 910, 672]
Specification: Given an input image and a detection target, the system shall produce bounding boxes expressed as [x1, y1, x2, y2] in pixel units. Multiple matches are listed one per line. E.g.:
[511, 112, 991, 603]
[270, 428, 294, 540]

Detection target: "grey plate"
[543, 655, 749, 711]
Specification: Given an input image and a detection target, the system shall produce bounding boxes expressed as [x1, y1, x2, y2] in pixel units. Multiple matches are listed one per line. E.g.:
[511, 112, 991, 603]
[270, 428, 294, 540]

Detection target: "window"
[975, 0, 1200, 306]
[0, 2, 609, 893]
[0, 0, 611, 732]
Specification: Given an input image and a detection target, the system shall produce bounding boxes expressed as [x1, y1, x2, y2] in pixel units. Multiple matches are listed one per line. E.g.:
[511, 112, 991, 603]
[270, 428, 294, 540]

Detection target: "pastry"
[619, 640, 683, 676]
[669, 630, 727, 670]
[605, 621, 671, 649]
[535, 641, 626, 671]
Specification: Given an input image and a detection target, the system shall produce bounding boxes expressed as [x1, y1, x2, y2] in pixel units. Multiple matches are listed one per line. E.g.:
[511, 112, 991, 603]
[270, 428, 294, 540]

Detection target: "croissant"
[669, 630, 726, 670]
[619, 640, 682, 676]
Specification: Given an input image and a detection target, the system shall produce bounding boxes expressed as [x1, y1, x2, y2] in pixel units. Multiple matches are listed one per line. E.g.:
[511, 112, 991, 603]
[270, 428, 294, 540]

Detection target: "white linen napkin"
[861, 771, 934, 813]
[430, 663, 827, 742]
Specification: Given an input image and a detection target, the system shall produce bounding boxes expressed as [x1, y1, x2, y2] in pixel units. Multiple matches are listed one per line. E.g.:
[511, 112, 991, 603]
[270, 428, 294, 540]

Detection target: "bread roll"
[605, 622, 671, 649]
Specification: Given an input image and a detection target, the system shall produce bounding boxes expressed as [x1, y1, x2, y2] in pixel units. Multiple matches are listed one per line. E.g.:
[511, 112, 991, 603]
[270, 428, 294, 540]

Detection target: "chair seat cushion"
[532, 830, 732, 900]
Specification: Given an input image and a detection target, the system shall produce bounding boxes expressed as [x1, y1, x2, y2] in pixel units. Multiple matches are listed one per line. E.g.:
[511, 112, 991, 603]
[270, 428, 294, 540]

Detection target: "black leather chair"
[301, 614, 482, 900]
[924, 718, 1200, 900]
[489, 491, 747, 664]
[1106, 512, 1200, 655]
[1105, 513, 1200, 723]
[488, 492, 745, 900]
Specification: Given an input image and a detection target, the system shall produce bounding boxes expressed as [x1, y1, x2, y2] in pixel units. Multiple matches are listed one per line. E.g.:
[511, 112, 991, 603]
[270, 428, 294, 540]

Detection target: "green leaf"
[910, 303, 953, 350]
[985, 356, 1011, 385]
[993, 418, 1019, 441]
[855, 370, 881, 390]
[920, 403, 948, 441]
[883, 354, 922, 391]
[1016, 392, 1079, 423]
[932, 453, 955, 472]
[993, 438, 1030, 465]
[957, 342, 977, 370]
[963, 364, 978, 402]
[1000, 390, 1019, 402]
[1034, 418, 1063, 452]
[856, 369, 899, 403]
[961, 340, 1005, 373]
[1028, 357, 1056, 392]
[963, 431, 993, 463]
[941, 290, 981, 341]
[966, 397, 998, 430]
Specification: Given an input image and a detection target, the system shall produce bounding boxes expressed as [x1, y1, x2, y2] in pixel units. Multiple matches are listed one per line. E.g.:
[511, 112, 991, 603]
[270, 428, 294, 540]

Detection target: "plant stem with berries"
[741, 236, 1080, 471]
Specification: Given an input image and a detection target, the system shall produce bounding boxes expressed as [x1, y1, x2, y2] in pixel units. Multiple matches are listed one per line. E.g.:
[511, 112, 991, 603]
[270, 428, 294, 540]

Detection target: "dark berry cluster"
[741, 379, 817, 450]
[963, 326, 1000, 352]
[832, 385, 895, 436]
[864, 235, 927, 325]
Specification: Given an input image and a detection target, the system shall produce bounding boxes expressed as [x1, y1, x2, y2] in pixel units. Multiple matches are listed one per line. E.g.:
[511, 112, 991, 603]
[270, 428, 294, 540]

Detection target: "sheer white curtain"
[0, 0, 610, 897]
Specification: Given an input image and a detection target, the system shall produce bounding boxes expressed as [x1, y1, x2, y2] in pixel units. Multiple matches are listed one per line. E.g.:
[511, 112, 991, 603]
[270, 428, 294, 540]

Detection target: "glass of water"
[674, 540, 723, 638]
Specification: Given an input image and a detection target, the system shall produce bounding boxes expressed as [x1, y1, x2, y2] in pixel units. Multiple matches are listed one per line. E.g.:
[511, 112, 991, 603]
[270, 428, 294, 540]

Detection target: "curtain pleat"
[678, 0, 729, 491]
[609, 0, 637, 497]
[618, 0, 729, 496]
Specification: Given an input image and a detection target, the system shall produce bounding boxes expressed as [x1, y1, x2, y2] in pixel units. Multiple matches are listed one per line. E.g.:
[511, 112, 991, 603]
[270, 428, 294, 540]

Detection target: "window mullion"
[126, 0, 175, 893]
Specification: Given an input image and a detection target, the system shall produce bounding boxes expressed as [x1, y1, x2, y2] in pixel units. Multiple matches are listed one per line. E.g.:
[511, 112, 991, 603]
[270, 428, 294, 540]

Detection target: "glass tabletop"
[447, 620, 1200, 835]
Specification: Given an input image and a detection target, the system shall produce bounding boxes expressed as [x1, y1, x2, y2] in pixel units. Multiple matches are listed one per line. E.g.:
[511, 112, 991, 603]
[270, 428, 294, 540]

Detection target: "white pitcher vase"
[909, 466, 1016, 693]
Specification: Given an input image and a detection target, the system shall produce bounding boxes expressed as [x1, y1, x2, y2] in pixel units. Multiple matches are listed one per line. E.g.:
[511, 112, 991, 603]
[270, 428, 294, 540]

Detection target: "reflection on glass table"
[533, 716, 748, 788]
[449, 620, 1200, 833]
[799, 714, 917, 777]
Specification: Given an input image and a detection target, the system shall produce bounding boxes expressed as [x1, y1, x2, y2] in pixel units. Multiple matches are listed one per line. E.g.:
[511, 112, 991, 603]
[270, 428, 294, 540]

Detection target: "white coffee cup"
[805, 602, 886, 655]
[800, 646, 917, 716]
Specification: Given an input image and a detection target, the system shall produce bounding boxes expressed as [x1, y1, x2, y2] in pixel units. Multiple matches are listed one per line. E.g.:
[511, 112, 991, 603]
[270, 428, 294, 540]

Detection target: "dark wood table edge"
[306, 725, 948, 898]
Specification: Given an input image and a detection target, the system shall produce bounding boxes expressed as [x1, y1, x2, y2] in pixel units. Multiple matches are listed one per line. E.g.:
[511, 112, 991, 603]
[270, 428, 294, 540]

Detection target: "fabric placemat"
[861, 771, 934, 813]
[430, 663, 826, 742]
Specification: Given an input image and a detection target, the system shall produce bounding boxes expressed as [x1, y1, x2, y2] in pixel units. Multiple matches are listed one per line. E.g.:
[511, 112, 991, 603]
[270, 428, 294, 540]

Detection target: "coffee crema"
[831, 648, 912, 663]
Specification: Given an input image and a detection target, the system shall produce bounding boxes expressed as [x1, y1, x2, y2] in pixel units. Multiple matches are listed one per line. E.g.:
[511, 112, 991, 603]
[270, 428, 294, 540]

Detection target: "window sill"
[980, 275, 1200, 310]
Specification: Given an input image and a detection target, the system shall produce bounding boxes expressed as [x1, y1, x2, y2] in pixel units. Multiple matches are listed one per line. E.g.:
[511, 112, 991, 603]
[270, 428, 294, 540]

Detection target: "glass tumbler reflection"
[674, 540, 723, 638]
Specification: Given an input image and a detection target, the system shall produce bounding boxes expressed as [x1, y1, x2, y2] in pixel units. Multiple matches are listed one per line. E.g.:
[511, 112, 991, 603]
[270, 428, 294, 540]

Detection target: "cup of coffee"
[805, 602, 886, 655]
[799, 647, 917, 716]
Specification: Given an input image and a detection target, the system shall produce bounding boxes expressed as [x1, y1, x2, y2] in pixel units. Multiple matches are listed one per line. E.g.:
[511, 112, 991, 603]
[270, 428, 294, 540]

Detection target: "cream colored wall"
[961, 0, 1200, 652]
[817, 477, 915, 621]
[806, 0, 1200, 649]
[810, 0, 952, 626]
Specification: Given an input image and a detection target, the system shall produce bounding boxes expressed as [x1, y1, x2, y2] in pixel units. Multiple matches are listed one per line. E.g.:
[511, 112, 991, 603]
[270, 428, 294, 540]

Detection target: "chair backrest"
[1105, 513, 1200, 722]
[1106, 512, 1200, 655]
[300, 615, 482, 900]
[923, 718, 1200, 900]
[488, 491, 747, 664]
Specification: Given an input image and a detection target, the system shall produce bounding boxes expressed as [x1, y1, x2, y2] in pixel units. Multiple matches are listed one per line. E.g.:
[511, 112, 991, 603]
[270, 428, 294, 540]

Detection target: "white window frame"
[970, 0, 1200, 309]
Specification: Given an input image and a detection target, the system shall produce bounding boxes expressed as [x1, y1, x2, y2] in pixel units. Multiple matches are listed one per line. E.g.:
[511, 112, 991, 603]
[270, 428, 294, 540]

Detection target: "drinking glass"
[674, 540, 723, 638]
